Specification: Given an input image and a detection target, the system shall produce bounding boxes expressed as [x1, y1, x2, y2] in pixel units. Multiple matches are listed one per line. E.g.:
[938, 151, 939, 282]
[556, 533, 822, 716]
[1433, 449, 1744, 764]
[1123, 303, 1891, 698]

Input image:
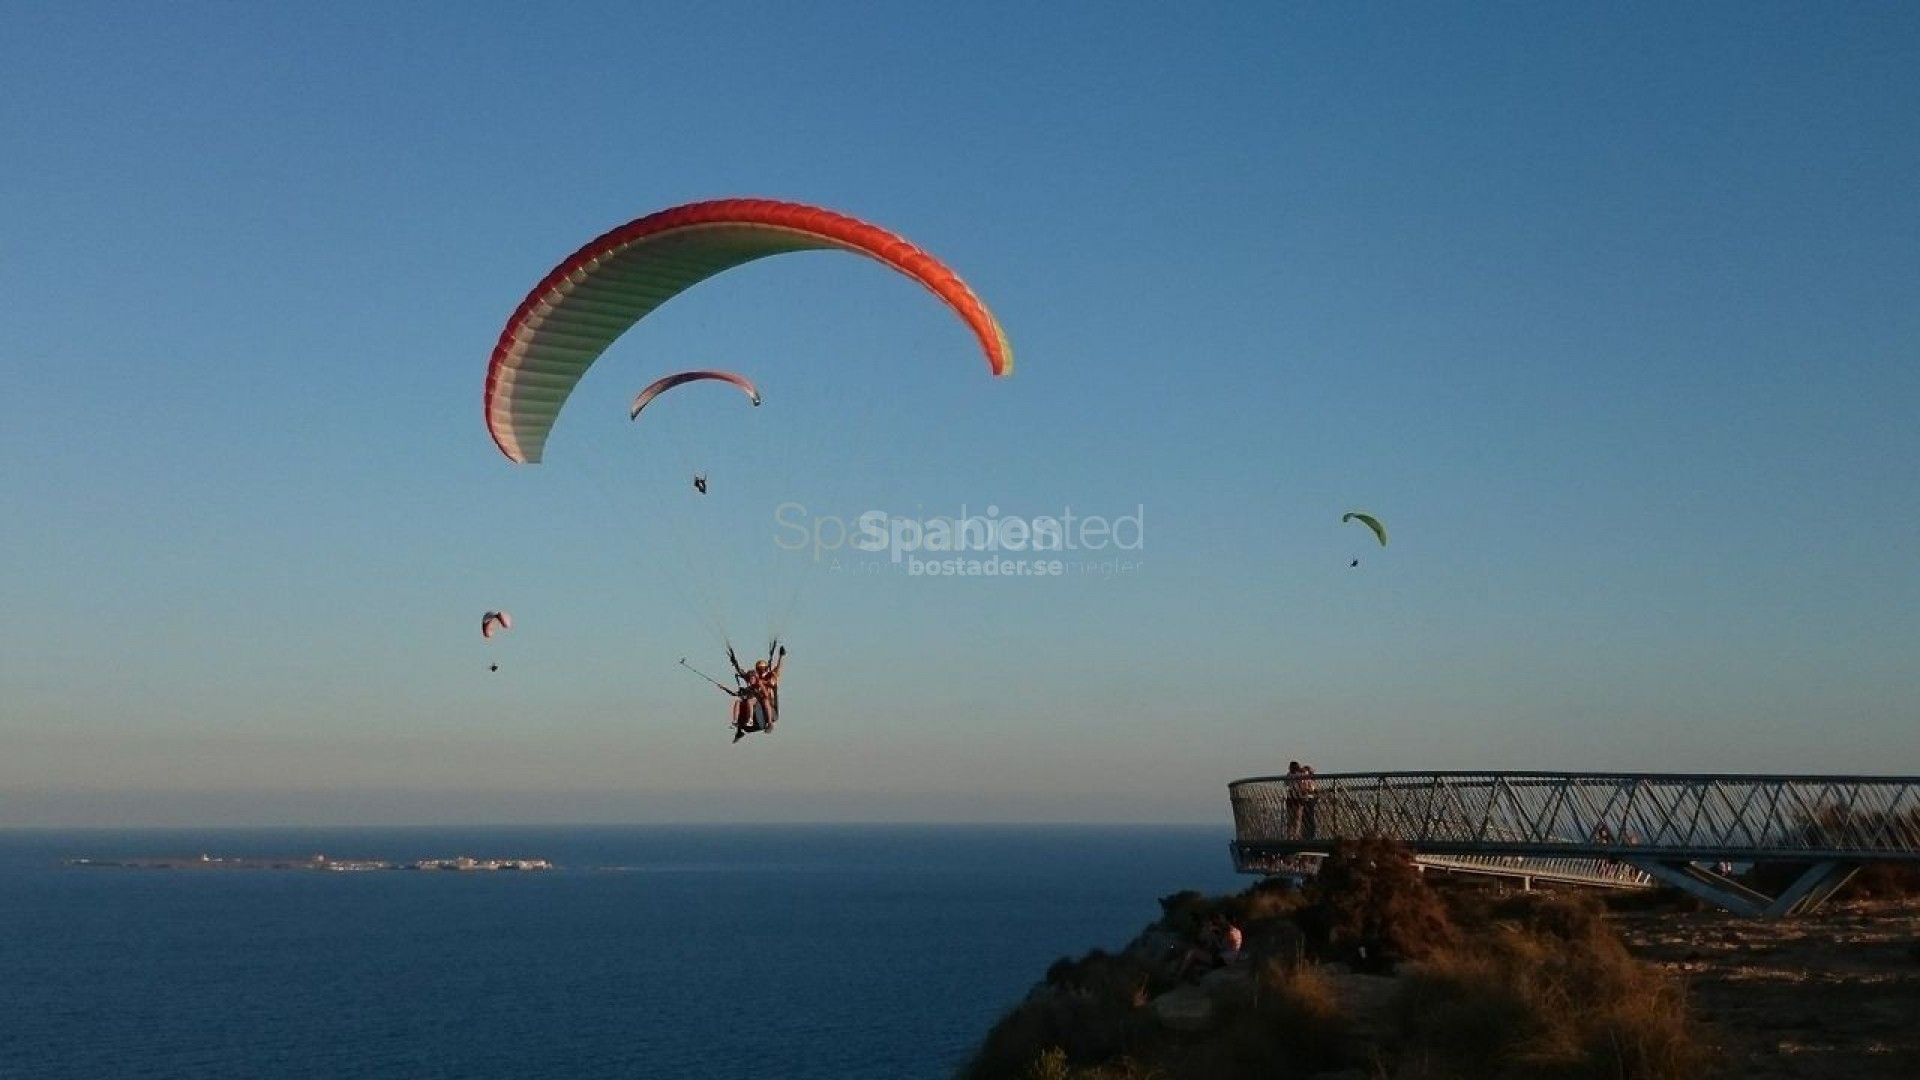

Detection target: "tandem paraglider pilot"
[726, 643, 786, 743]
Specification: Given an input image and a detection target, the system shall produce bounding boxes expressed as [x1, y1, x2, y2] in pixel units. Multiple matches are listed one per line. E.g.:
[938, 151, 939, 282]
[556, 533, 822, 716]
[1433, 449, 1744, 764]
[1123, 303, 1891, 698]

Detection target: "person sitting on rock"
[1171, 915, 1243, 982]
[1217, 918, 1244, 966]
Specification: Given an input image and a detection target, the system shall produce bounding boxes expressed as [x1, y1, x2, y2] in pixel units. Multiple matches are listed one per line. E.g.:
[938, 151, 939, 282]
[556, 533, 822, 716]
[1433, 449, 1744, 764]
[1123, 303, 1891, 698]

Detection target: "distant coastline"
[65, 854, 554, 872]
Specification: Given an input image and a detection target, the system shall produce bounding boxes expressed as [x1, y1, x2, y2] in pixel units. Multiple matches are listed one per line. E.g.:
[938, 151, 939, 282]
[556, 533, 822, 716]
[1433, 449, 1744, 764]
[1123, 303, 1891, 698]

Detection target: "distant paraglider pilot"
[693, 473, 708, 495]
[481, 611, 512, 672]
[1343, 512, 1385, 569]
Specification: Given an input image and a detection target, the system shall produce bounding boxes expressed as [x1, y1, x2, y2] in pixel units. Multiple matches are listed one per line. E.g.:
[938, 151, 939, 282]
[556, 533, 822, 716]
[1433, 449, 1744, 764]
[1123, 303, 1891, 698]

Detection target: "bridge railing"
[1230, 771, 1920, 861]
[1414, 852, 1656, 888]
[1229, 845, 1656, 889]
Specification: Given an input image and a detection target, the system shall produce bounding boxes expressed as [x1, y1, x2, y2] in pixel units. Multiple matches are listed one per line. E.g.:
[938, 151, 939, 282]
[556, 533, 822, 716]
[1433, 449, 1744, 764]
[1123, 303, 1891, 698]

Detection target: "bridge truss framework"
[1229, 771, 1920, 917]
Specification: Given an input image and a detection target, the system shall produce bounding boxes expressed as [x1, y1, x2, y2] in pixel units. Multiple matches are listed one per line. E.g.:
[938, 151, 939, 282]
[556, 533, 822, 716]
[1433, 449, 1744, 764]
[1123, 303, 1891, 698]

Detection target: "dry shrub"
[1842, 861, 1920, 899]
[1154, 890, 1210, 935]
[1158, 881, 1306, 938]
[1227, 879, 1308, 925]
[1020, 1047, 1166, 1080]
[1489, 891, 1612, 948]
[1394, 929, 1550, 1062]
[964, 949, 1159, 1080]
[1044, 949, 1152, 1004]
[1151, 960, 1354, 1080]
[1747, 859, 1920, 902]
[963, 992, 1147, 1080]
[1301, 836, 1456, 966]
[1248, 959, 1349, 1067]
[1391, 907, 1708, 1079]
[1598, 884, 1711, 914]
[969, 911, 1362, 1080]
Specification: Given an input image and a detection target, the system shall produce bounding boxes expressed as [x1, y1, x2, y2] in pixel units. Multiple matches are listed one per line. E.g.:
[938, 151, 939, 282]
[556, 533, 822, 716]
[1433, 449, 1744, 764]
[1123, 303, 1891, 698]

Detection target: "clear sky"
[3, 3, 1915, 827]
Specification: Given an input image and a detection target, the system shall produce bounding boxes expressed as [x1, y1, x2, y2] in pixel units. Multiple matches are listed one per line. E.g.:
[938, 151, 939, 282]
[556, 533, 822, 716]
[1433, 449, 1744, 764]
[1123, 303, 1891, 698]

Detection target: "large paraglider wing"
[1342, 513, 1388, 547]
[481, 611, 512, 639]
[629, 370, 762, 421]
[485, 198, 1013, 464]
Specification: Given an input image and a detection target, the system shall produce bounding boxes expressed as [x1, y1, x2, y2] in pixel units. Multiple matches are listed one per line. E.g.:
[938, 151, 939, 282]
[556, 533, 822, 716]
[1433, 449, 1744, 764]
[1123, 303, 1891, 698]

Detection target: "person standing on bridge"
[1299, 764, 1320, 840]
[1285, 762, 1309, 839]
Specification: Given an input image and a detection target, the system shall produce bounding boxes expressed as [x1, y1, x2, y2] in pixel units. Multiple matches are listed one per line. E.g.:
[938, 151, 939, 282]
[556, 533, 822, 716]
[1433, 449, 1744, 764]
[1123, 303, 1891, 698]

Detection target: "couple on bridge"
[1285, 762, 1319, 840]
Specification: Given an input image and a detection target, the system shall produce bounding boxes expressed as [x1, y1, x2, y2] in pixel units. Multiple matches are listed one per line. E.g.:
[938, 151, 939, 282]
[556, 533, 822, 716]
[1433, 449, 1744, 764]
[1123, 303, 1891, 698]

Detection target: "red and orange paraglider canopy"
[484, 198, 1012, 464]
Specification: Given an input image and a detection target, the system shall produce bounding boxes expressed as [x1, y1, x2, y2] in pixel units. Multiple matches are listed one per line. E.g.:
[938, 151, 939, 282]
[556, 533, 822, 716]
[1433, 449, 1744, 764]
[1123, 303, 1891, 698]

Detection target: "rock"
[1322, 969, 1402, 1041]
[1198, 965, 1254, 1008]
[1151, 984, 1215, 1033]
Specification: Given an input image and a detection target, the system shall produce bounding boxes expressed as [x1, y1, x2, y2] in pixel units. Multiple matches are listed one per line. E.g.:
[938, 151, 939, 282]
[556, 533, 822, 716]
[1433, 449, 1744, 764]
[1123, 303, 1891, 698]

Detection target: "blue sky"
[3, 3, 1915, 826]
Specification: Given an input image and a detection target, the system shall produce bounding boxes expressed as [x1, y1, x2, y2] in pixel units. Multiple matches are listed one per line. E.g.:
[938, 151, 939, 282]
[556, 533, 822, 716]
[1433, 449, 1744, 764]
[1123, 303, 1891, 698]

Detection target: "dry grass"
[962, 946, 1163, 1080]
[1392, 894, 1709, 1079]
[964, 938, 1357, 1080]
[1614, 898, 1920, 1079]
[1020, 1047, 1167, 1080]
[965, 855, 1715, 1080]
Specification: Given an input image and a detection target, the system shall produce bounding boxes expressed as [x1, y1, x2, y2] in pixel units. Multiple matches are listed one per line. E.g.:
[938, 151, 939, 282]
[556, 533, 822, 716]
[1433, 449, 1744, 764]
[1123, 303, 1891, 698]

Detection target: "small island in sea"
[65, 854, 554, 872]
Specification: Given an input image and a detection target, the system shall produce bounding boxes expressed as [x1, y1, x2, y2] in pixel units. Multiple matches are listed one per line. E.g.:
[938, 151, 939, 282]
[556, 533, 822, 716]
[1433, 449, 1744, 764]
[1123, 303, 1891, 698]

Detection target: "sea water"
[0, 825, 1243, 1079]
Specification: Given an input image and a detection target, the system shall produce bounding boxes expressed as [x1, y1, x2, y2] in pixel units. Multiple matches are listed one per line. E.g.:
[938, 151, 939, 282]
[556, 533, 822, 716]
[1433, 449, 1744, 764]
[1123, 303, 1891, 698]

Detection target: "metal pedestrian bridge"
[1229, 771, 1920, 917]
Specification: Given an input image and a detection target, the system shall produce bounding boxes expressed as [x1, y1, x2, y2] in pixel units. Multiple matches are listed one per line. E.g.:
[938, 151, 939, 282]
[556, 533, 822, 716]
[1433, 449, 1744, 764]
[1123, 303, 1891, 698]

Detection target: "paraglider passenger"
[758, 644, 786, 727]
[724, 681, 757, 742]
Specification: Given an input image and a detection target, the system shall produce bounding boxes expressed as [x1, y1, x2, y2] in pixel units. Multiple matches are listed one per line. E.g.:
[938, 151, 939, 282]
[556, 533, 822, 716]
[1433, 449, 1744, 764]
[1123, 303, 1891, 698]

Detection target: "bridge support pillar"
[1629, 860, 1861, 918]
[1629, 861, 1771, 917]
[1765, 862, 1859, 918]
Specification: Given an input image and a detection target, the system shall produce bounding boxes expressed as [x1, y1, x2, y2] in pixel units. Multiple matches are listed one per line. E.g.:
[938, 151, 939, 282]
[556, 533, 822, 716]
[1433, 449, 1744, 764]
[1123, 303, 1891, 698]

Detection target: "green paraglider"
[1343, 512, 1386, 567]
[1341, 512, 1387, 546]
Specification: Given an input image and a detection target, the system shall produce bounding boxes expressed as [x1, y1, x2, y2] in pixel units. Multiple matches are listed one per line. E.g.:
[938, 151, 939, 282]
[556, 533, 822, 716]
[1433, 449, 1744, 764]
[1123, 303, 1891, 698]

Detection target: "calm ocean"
[0, 824, 1243, 1079]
